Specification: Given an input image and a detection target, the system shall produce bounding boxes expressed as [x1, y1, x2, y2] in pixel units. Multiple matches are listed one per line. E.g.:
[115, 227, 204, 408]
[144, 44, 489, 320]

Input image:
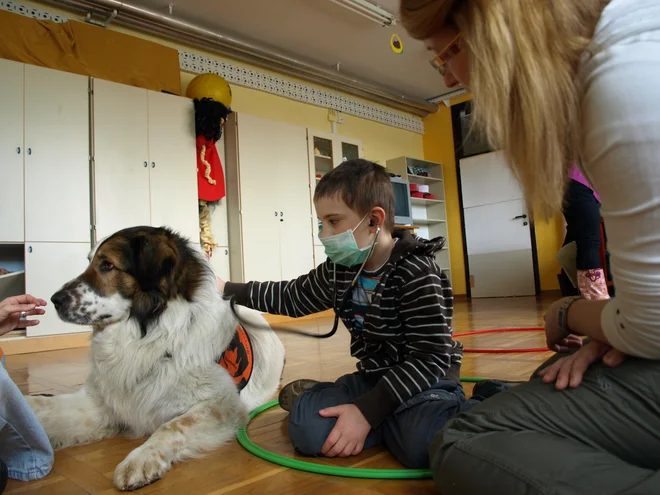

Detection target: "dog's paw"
[114, 448, 170, 491]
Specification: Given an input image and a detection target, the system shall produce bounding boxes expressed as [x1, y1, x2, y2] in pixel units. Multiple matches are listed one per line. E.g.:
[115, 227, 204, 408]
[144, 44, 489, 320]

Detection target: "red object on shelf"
[409, 183, 419, 192]
[423, 193, 435, 200]
[411, 191, 424, 198]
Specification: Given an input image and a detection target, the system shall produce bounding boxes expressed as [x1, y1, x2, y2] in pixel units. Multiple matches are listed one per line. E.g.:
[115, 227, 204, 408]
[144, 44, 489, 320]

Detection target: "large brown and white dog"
[25, 226, 285, 491]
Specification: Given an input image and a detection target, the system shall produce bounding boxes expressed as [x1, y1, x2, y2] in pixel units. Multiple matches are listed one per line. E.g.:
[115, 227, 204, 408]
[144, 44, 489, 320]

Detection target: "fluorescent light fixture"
[328, 0, 397, 27]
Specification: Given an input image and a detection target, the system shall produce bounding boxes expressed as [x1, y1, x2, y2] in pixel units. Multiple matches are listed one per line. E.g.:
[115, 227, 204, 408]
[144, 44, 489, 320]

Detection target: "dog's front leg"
[25, 388, 119, 449]
[113, 396, 248, 491]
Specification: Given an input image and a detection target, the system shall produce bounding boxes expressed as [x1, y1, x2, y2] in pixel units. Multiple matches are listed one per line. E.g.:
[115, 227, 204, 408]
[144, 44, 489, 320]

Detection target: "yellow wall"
[180, 73, 423, 166]
[422, 96, 565, 294]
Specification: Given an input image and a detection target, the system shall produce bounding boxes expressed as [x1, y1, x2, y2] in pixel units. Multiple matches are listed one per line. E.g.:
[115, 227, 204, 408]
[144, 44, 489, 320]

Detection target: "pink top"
[569, 164, 600, 202]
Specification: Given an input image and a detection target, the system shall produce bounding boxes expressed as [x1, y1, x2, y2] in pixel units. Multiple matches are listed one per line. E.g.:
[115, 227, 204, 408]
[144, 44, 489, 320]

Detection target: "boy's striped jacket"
[224, 228, 463, 428]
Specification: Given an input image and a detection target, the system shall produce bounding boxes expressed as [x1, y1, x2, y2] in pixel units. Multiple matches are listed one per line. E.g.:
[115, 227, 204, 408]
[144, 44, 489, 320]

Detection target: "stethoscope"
[224, 226, 381, 339]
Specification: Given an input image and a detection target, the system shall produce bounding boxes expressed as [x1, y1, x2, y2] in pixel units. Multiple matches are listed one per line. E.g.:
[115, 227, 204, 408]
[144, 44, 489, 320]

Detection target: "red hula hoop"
[453, 327, 550, 353]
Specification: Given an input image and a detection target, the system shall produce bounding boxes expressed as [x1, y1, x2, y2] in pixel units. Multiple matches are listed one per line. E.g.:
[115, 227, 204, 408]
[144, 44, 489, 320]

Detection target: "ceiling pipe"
[44, 0, 438, 117]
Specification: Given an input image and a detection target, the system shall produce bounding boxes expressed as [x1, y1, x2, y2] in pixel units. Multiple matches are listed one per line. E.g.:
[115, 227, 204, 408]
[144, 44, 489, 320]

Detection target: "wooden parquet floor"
[3, 293, 559, 495]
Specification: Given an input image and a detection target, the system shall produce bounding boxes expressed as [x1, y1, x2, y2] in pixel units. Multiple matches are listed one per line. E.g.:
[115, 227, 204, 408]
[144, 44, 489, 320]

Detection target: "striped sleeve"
[223, 262, 334, 317]
[354, 261, 457, 427]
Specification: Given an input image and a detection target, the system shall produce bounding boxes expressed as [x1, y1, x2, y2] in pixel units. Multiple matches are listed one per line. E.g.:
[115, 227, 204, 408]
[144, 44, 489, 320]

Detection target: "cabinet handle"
[274, 211, 278, 217]
[16, 147, 21, 154]
[151, 161, 155, 168]
[28, 246, 32, 253]
[27, 148, 32, 155]
[225, 249, 228, 255]
[280, 211, 283, 217]
[143, 161, 148, 168]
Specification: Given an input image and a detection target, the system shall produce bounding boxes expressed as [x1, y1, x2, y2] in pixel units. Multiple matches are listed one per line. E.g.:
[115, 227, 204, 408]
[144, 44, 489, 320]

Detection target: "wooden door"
[276, 123, 315, 280]
[0, 59, 25, 242]
[25, 242, 91, 336]
[24, 65, 90, 243]
[147, 91, 199, 244]
[93, 79, 150, 241]
[235, 113, 282, 282]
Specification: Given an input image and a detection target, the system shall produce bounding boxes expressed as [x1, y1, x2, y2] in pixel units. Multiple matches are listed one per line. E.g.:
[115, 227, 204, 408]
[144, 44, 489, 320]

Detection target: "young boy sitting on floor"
[218, 159, 505, 468]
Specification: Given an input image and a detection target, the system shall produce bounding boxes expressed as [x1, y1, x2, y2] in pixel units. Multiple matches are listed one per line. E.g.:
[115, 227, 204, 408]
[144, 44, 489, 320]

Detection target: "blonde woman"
[400, 0, 660, 493]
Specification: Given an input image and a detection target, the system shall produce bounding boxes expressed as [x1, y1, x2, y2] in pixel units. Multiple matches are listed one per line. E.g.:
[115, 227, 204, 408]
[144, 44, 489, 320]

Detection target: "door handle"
[513, 214, 527, 220]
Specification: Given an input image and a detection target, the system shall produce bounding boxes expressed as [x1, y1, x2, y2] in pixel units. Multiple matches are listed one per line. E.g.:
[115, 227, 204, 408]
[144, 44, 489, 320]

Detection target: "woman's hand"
[537, 339, 627, 390]
[216, 276, 226, 293]
[0, 294, 47, 336]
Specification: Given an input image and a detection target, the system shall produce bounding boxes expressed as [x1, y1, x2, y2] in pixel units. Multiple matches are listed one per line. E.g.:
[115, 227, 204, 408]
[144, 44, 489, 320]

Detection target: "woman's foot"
[278, 379, 320, 412]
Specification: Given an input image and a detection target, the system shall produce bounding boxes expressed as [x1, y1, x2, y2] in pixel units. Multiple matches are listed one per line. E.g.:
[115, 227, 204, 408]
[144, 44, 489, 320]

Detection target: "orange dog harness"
[218, 324, 253, 392]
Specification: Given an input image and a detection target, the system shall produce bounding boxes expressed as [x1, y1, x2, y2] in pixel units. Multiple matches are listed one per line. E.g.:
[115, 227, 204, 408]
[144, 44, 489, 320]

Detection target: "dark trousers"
[288, 373, 483, 469]
[428, 353, 660, 495]
[563, 179, 602, 270]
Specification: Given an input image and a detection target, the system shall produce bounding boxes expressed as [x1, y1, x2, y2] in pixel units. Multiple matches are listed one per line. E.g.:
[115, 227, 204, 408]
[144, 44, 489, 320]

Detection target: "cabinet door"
[24, 65, 90, 243]
[235, 113, 282, 282]
[147, 91, 199, 244]
[276, 124, 315, 280]
[0, 59, 25, 242]
[93, 79, 150, 241]
[25, 242, 91, 337]
[210, 246, 231, 282]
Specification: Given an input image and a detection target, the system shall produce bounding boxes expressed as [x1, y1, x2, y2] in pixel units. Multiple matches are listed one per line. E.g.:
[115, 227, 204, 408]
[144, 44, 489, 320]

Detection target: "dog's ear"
[128, 234, 178, 337]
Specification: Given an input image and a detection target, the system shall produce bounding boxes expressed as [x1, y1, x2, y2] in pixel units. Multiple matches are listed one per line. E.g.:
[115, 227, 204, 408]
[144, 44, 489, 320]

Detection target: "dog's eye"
[100, 261, 114, 272]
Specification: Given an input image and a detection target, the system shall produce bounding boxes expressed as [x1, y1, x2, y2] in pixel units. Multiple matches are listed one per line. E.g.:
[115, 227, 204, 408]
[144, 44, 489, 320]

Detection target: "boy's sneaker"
[278, 379, 319, 412]
[1, 458, 8, 494]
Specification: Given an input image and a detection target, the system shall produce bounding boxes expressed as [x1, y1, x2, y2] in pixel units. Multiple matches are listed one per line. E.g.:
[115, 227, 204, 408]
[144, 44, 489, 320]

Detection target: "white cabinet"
[92, 79, 199, 244]
[0, 59, 25, 243]
[24, 65, 90, 243]
[25, 242, 91, 337]
[93, 79, 151, 240]
[147, 91, 199, 243]
[210, 246, 231, 282]
[307, 130, 363, 248]
[225, 112, 315, 283]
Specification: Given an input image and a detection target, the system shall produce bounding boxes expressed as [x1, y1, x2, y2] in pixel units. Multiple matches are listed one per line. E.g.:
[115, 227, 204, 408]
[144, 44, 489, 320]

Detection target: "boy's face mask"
[320, 214, 377, 267]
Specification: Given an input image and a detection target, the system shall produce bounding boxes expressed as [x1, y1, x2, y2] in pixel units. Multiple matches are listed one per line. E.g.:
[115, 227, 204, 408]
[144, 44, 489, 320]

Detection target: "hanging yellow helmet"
[186, 73, 232, 108]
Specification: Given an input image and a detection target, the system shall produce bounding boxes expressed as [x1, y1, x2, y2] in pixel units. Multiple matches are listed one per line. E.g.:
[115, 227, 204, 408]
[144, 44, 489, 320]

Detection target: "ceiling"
[128, 0, 454, 102]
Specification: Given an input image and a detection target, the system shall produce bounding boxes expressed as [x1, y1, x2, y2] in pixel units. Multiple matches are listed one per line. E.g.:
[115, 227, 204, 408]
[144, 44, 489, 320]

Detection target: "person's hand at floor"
[319, 404, 371, 458]
[0, 294, 47, 336]
[537, 339, 627, 390]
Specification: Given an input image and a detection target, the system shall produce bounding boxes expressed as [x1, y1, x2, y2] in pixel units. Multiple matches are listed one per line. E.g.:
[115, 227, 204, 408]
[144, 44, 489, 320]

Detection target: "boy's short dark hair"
[314, 159, 395, 232]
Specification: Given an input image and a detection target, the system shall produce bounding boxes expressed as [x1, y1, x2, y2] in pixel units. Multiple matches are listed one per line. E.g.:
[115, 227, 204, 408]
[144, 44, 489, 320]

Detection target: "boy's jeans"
[288, 372, 488, 469]
[0, 352, 54, 481]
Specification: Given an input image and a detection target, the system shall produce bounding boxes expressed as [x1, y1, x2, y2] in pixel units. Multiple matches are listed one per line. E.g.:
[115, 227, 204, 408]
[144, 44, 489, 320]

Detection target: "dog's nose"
[51, 290, 67, 309]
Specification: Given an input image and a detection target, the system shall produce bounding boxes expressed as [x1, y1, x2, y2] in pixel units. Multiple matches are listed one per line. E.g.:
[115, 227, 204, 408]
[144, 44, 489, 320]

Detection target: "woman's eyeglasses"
[429, 33, 462, 76]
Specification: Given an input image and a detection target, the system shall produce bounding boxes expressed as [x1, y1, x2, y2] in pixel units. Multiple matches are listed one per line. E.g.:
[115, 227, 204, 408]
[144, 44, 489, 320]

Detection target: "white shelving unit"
[386, 157, 452, 283]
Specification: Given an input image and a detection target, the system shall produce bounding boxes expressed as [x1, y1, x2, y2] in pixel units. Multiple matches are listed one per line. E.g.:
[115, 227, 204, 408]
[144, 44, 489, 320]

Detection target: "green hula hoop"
[235, 376, 490, 479]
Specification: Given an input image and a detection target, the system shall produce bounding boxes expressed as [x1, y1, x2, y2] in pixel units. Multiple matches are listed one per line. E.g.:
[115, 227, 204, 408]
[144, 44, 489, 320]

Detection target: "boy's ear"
[370, 207, 387, 230]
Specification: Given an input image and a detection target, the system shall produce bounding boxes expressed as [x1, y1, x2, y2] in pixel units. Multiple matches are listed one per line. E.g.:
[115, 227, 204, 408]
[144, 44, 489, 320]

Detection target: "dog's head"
[51, 226, 205, 336]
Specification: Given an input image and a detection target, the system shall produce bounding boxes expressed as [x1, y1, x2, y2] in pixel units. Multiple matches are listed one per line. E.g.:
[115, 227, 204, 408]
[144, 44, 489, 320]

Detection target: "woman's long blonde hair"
[401, 0, 609, 218]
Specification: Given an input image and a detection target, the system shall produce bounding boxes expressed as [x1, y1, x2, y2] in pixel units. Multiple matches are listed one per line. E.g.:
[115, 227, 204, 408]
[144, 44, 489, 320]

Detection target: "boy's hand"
[319, 404, 371, 458]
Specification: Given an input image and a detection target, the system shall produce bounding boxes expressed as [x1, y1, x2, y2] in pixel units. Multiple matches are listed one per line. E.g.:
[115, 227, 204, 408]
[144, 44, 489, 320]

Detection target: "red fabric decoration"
[196, 135, 226, 202]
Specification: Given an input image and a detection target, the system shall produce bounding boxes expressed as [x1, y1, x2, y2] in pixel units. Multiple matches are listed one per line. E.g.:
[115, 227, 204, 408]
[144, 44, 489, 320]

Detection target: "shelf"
[411, 197, 444, 206]
[408, 174, 442, 185]
[0, 270, 25, 279]
[412, 218, 446, 226]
